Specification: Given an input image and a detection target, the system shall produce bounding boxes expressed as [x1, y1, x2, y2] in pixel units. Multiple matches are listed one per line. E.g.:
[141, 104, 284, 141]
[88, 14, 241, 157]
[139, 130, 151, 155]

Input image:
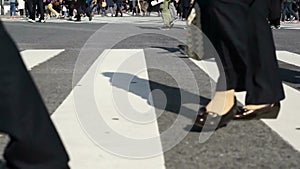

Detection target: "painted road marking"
[20, 49, 64, 70]
[189, 51, 300, 152]
[51, 49, 165, 169]
[276, 51, 300, 67]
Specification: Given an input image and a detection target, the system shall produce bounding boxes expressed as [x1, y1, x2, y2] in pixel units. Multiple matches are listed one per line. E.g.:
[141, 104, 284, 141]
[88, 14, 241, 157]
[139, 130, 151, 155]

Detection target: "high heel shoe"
[234, 103, 280, 120]
[194, 97, 237, 130]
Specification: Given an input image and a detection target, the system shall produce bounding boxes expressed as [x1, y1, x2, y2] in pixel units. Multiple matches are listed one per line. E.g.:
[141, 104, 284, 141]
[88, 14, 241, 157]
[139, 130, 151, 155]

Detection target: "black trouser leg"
[0, 22, 70, 169]
[27, 0, 35, 19]
[199, 0, 284, 104]
[245, 0, 284, 104]
[37, 0, 45, 20]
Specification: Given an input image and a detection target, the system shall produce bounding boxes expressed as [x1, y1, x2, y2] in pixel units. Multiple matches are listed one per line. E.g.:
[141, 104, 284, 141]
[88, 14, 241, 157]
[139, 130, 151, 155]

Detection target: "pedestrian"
[180, 0, 190, 20]
[169, 0, 178, 21]
[282, 0, 299, 21]
[195, 0, 285, 129]
[296, 0, 300, 21]
[18, 0, 26, 17]
[269, 0, 283, 29]
[160, 0, 173, 29]
[115, 0, 123, 17]
[27, 0, 45, 22]
[105, 0, 115, 16]
[138, 0, 148, 16]
[9, 0, 17, 18]
[0, 20, 70, 169]
[75, 0, 93, 21]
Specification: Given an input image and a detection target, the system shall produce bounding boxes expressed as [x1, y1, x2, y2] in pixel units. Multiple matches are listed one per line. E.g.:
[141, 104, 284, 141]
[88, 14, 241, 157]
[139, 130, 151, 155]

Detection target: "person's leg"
[0, 21, 70, 169]
[169, 2, 177, 20]
[287, 2, 297, 20]
[116, 3, 122, 16]
[20, 9, 24, 16]
[48, 3, 59, 17]
[244, 0, 285, 106]
[281, 4, 288, 21]
[109, 6, 114, 16]
[160, 0, 171, 27]
[13, 4, 16, 16]
[25, 1, 30, 17]
[299, 4, 300, 21]
[198, 0, 251, 115]
[30, 0, 37, 20]
[37, 0, 45, 21]
[10, 4, 13, 16]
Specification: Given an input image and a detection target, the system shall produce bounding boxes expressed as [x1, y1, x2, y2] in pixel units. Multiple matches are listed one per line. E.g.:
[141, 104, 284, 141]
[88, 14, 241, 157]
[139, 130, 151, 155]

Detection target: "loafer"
[234, 103, 280, 120]
[194, 97, 237, 130]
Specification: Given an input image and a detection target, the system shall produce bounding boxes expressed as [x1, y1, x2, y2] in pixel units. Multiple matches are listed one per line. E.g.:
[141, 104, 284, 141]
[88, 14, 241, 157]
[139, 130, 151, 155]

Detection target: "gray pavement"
[1, 20, 300, 169]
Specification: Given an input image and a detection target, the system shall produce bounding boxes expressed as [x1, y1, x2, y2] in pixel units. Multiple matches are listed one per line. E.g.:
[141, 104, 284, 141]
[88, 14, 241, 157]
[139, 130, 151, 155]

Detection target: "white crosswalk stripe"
[20, 49, 166, 169]
[19, 48, 300, 167]
[20, 49, 64, 70]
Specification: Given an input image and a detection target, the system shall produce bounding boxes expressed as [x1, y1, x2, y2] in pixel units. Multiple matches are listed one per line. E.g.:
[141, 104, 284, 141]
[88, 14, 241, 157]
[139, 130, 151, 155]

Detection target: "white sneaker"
[39, 20, 45, 23]
[28, 18, 36, 23]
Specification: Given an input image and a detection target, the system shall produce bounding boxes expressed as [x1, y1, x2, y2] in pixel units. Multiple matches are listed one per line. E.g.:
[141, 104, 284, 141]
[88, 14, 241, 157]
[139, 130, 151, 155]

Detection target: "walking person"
[195, 0, 285, 129]
[0, 20, 70, 169]
[115, 0, 123, 17]
[75, 0, 93, 21]
[18, 0, 26, 18]
[282, 0, 299, 21]
[160, 0, 173, 29]
[269, 0, 283, 29]
[169, 0, 178, 21]
[296, 0, 300, 21]
[27, 0, 45, 22]
[9, 0, 17, 18]
[180, 0, 190, 20]
[106, 0, 115, 16]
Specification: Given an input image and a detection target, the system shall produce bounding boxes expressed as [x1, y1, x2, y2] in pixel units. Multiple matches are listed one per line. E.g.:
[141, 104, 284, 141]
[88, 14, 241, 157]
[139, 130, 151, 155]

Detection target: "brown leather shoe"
[194, 98, 237, 130]
[234, 103, 280, 120]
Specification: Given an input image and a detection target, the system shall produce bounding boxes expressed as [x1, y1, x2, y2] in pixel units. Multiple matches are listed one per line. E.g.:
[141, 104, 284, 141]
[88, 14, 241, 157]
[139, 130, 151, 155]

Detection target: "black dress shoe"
[234, 103, 280, 120]
[194, 97, 237, 130]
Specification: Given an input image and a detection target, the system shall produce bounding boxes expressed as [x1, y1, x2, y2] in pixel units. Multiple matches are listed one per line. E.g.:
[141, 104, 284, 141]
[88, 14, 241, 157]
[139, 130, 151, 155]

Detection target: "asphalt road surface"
[1, 17, 300, 169]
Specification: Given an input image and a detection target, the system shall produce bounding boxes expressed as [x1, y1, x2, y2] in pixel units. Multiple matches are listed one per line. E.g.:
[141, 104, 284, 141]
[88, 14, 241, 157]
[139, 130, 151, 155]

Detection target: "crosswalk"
[15, 48, 300, 168]
[1, 15, 187, 25]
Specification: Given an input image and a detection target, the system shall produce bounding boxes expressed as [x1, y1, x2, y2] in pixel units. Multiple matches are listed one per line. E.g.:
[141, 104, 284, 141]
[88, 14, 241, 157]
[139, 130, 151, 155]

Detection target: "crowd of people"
[5, 0, 299, 31]
[6, 0, 195, 22]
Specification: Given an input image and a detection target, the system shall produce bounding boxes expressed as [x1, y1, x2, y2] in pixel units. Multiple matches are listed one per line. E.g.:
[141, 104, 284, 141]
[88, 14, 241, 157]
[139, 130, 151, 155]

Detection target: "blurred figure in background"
[75, 0, 93, 21]
[269, 0, 283, 29]
[115, 0, 123, 16]
[9, 0, 17, 18]
[160, 0, 173, 29]
[180, 0, 190, 20]
[18, 0, 26, 17]
[282, 0, 299, 22]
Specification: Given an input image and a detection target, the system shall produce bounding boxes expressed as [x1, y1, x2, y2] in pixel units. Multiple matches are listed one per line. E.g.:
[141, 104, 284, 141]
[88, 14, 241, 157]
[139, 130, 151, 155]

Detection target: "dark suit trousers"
[0, 22, 70, 169]
[198, 0, 285, 104]
[76, 0, 91, 18]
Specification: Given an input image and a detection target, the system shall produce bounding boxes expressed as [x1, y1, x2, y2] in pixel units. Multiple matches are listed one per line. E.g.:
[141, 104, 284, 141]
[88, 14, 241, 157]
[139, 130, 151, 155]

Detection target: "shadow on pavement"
[102, 72, 210, 123]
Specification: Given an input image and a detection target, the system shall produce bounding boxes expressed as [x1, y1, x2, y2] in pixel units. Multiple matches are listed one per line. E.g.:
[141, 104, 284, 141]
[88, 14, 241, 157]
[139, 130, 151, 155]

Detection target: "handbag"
[102, 1, 107, 7]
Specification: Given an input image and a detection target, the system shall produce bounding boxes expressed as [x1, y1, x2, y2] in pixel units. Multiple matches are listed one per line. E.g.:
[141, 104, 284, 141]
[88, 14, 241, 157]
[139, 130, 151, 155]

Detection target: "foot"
[234, 103, 280, 120]
[28, 18, 36, 23]
[160, 26, 170, 30]
[195, 96, 237, 130]
[205, 90, 235, 115]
